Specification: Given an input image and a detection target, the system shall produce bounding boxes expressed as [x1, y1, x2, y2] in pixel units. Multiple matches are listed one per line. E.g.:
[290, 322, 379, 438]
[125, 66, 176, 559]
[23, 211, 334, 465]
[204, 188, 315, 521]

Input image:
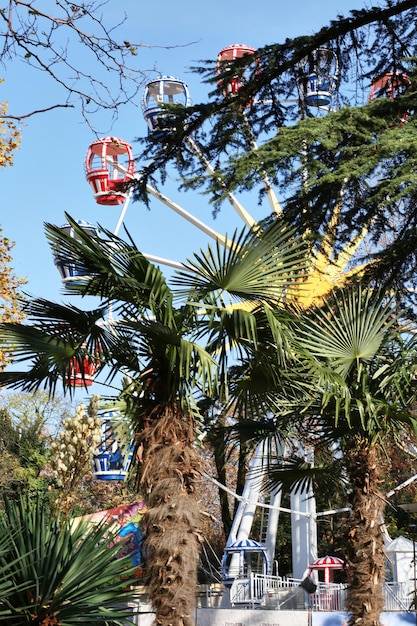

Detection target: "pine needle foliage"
[135, 1, 417, 303]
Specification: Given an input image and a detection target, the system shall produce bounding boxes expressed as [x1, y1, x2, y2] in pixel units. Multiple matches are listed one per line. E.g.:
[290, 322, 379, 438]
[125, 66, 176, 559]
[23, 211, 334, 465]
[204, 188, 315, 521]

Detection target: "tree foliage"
[0, 391, 70, 501]
[49, 395, 103, 515]
[0, 95, 24, 369]
[0, 390, 135, 516]
[135, 0, 417, 303]
[0, 89, 20, 165]
[0, 230, 25, 369]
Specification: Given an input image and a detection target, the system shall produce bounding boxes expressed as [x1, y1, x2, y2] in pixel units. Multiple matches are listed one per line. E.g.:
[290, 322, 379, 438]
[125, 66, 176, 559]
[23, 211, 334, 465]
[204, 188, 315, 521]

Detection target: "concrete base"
[133, 608, 308, 626]
[131, 607, 417, 626]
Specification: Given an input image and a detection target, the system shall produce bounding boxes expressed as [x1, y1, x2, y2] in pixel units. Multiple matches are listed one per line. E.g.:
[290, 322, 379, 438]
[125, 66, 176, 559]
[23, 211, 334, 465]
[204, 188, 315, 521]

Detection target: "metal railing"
[383, 582, 411, 612]
[210, 575, 414, 611]
[128, 578, 414, 612]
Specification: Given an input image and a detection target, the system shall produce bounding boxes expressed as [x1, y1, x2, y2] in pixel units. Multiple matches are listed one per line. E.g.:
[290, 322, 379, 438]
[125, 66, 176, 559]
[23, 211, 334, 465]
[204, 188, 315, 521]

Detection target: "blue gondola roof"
[224, 539, 268, 553]
[221, 539, 269, 578]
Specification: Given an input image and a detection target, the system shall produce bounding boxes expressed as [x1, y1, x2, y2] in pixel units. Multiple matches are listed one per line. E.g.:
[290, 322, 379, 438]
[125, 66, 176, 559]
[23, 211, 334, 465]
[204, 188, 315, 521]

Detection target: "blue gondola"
[142, 75, 191, 135]
[299, 48, 339, 110]
[53, 219, 101, 287]
[222, 538, 269, 580]
[93, 411, 133, 481]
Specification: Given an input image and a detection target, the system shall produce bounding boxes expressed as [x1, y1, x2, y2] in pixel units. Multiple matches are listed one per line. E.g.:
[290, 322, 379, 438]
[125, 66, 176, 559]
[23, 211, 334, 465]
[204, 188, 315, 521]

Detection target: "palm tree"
[297, 285, 417, 625]
[0, 214, 309, 626]
[233, 284, 417, 626]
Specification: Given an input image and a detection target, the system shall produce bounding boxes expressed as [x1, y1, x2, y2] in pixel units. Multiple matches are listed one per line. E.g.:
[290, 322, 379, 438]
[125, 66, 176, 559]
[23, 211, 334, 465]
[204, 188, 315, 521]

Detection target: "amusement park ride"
[51, 44, 416, 606]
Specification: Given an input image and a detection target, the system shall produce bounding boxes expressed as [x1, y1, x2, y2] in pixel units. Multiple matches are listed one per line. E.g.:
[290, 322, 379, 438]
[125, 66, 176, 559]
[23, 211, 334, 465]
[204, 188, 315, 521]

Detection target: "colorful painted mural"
[75, 501, 147, 578]
[109, 502, 147, 577]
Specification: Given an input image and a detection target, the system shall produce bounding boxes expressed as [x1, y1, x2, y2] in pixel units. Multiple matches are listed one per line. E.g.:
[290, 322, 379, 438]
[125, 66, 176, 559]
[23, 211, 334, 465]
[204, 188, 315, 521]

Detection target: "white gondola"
[142, 75, 191, 135]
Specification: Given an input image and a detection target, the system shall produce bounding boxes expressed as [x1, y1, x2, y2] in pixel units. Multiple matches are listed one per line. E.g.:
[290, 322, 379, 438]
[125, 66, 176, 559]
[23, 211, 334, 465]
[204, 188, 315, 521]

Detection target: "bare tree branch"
[1, 102, 74, 119]
[0, 0, 159, 127]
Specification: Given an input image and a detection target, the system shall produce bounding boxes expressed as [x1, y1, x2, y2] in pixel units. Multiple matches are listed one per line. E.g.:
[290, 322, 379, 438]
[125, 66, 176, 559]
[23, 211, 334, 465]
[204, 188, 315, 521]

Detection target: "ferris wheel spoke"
[101, 150, 233, 248]
[113, 187, 134, 236]
[185, 136, 256, 228]
[141, 252, 187, 271]
[247, 133, 283, 217]
[143, 180, 230, 247]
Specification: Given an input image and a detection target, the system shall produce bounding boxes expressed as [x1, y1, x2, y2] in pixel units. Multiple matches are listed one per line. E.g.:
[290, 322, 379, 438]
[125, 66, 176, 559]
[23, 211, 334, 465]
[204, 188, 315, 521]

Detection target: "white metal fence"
[197, 575, 414, 611]
[130, 578, 414, 613]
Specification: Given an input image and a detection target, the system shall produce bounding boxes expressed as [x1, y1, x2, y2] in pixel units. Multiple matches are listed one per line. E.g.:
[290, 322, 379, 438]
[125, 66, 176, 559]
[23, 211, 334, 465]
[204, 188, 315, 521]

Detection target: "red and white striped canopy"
[309, 555, 345, 570]
[309, 555, 346, 584]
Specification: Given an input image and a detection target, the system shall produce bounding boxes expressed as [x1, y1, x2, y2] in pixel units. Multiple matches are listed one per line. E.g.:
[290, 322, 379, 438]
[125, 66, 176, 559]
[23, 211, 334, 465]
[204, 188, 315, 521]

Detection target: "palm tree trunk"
[344, 442, 387, 626]
[138, 402, 202, 626]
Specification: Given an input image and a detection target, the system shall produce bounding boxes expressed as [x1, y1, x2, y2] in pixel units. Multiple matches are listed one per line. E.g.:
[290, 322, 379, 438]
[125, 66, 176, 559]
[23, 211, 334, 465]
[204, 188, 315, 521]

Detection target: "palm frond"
[264, 454, 349, 499]
[46, 214, 174, 317]
[0, 301, 123, 394]
[291, 284, 417, 434]
[172, 218, 310, 305]
[297, 285, 397, 378]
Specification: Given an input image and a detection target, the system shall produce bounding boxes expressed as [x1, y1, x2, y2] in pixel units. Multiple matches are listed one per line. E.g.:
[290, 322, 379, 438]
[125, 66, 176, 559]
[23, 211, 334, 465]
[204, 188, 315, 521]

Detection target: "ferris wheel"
[59, 44, 342, 278]
[50, 42, 344, 579]
[53, 44, 410, 589]
[54, 41, 343, 380]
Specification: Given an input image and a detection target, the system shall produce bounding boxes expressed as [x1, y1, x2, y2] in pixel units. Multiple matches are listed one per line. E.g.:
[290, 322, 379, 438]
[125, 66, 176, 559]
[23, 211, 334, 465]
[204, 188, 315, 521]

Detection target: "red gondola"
[85, 137, 135, 205]
[216, 43, 256, 97]
[369, 71, 410, 102]
[309, 555, 347, 584]
[67, 356, 98, 387]
[369, 71, 410, 124]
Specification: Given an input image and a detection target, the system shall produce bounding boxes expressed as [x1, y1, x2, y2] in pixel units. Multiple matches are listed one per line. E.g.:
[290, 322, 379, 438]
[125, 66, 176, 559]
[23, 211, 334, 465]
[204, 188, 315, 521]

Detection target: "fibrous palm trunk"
[138, 402, 202, 626]
[344, 442, 387, 626]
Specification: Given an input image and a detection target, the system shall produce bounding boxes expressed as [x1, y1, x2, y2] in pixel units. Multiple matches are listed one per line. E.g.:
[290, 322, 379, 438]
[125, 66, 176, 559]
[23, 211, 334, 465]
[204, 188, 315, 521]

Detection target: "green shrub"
[0, 495, 138, 625]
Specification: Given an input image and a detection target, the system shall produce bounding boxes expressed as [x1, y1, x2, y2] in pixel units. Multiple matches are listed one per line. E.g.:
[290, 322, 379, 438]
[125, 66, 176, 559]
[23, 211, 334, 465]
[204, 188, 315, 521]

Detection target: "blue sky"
[0, 0, 369, 400]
